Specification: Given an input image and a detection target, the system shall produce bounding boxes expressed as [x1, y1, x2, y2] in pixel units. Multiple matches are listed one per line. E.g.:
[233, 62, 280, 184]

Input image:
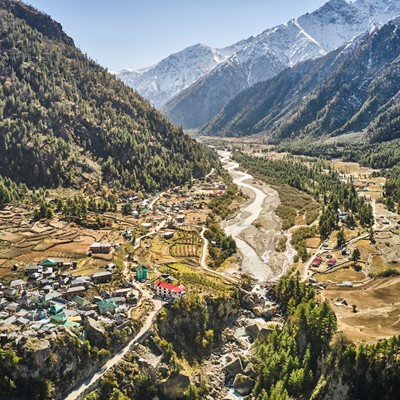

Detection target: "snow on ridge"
[118, 0, 400, 108]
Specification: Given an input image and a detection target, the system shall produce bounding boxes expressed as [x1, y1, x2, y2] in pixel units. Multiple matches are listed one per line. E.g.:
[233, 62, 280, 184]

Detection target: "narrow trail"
[63, 299, 162, 400]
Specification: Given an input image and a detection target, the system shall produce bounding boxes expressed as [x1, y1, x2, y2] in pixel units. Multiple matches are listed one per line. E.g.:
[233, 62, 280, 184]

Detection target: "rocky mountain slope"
[116, 44, 235, 108]
[0, 0, 218, 190]
[201, 17, 400, 143]
[161, 0, 400, 129]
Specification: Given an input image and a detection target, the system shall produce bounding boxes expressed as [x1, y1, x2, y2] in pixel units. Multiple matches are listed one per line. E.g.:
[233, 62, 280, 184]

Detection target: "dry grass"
[369, 255, 400, 275]
[158, 263, 235, 296]
[315, 268, 366, 283]
[306, 238, 320, 248]
[353, 240, 376, 262]
[322, 277, 400, 344]
[331, 160, 374, 177]
[170, 244, 200, 258]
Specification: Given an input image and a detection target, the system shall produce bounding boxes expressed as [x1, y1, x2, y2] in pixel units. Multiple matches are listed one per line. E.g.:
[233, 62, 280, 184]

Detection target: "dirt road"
[64, 298, 162, 400]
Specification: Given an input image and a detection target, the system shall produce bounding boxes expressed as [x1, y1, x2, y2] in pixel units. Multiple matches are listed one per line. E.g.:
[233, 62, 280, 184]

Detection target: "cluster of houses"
[312, 256, 337, 268]
[121, 180, 227, 230]
[0, 258, 139, 339]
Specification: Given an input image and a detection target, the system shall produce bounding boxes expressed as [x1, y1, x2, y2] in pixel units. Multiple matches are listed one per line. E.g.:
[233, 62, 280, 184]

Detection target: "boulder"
[258, 326, 274, 341]
[22, 338, 51, 368]
[158, 363, 169, 378]
[266, 321, 284, 330]
[240, 355, 250, 368]
[245, 323, 261, 340]
[243, 362, 257, 379]
[252, 306, 263, 317]
[84, 317, 106, 348]
[233, 373, 255, 396]
[241, 294, 255, 310]
[159, 372, 190, 399]
[222, 393, 238, 400]
[223, 357, 243, 378]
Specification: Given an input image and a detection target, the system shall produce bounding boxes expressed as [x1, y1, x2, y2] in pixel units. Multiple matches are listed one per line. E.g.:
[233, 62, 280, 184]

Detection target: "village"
[0, 173, 228, 344]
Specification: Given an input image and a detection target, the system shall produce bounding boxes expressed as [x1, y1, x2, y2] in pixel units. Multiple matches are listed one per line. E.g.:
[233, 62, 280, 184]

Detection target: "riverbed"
[220, 150, 295, 282]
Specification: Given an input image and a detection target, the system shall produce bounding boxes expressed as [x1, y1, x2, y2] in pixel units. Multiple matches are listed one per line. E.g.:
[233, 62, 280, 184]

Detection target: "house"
[163, 232, 174, 240]
[43, 291, 63, 306]
[123, 229, 133, 240]
[10, 279, 25, 289]
[97, 300, 117, 315]
[29, 272, 42, 281]
[4, 288, 17, 300]
[109, 296, 126, 305]
[64, 286, 87, 298]
[50, 314, 67, 325]
[5, 302, 20, 314]
[338, 212, 348, 222]
[49, 302, 65, 315]
[92, 271, 113, 284]
[40, 258, 64, 268]
[114, 288, 131, 298]
[25, 264, 43, 275]
[136, 266, 148, 282]
[71, 276, 91, 287]
[154, 281, 186, 299]
[72, 296, 91, 309]
[312, 257, 323, 267]
[89, 242, 113, 254]
[327, 259, 337, 268]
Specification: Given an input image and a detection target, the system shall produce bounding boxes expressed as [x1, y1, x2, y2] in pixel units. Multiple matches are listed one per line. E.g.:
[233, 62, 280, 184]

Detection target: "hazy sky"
[23, 0, 328, 71]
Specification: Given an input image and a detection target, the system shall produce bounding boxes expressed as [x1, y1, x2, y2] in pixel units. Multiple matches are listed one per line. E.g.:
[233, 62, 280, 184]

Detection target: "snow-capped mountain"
[118, 0, 400, 128]
[116, 43, 235, 108]
[202, 16, 400, 142]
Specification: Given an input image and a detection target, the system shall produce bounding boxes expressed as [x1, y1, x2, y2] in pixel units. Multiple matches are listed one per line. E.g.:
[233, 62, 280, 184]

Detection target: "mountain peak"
[120, 0, 400, 127]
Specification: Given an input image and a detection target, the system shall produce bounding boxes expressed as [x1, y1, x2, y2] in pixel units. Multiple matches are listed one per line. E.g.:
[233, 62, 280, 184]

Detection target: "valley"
[215, 141, 400, 345]
[0, 0, 400, 399]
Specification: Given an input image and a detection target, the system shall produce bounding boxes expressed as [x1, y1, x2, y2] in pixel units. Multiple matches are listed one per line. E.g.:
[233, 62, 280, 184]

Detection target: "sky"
[23, 0, 328, 71]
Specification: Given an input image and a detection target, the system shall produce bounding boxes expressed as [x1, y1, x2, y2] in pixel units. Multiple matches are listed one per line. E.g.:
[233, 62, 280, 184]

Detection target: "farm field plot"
[170, 244, 200, 258]
[315, 267, 366, 283]
[369, 255, 400, 275]
[158, 263, 235, 296]
[321, 277, 400, 343]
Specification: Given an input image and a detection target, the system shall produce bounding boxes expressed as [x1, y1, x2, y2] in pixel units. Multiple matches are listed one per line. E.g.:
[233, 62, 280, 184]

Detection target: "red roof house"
[154, 281, 186, 299]
[327, 259, 337, 267]
[312, 257, 324, 267]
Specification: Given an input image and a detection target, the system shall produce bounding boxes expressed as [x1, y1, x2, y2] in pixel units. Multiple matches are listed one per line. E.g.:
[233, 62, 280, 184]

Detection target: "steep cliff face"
[6, 329, 101, 400]
[157, 295, 239, 357]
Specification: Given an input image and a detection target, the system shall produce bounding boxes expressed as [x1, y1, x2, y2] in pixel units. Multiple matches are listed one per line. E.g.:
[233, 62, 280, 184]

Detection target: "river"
[220, 150, 295, 282]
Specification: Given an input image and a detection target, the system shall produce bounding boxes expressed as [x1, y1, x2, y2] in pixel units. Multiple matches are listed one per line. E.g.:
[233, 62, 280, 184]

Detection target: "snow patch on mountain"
[118, 0, 400, 112]
[116, 43, 235, 107]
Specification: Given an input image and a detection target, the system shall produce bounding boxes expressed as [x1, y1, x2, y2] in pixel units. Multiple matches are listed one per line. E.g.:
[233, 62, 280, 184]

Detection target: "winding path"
[64, 299, 162, 400]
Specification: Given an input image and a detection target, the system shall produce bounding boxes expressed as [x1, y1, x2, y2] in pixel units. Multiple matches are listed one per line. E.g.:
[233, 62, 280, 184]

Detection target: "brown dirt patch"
[306, 237, 320, 248]
[331, 161, 374, 177]
[355, 240, 376, 262]
[315, 268, 365, 283]
[321, 277, 400, 343]
[370, 255, 400, 275]
[0, 232, 23, 243]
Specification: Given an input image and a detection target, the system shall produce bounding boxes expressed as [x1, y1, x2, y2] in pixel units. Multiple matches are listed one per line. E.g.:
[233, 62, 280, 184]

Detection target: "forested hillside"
[202, 18, 400, 144]
[252, 274, 400, 400]
[0, 0, 218, 191]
